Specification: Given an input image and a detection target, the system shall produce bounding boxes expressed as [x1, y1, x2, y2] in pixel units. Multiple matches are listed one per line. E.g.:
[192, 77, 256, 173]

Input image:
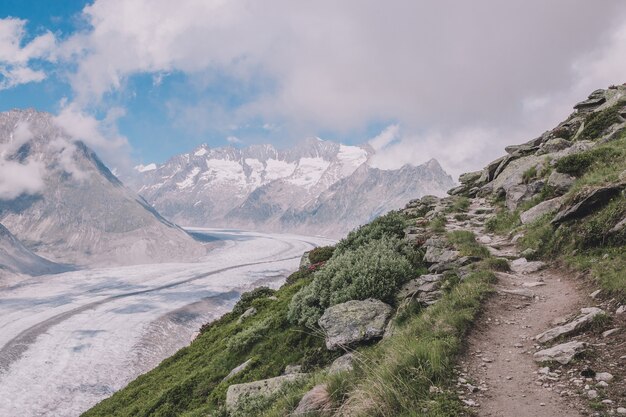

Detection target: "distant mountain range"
[126, 139, 455, 236]
[0, 109, 206, 268]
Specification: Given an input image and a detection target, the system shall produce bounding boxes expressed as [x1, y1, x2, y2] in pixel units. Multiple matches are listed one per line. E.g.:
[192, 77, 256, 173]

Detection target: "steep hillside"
[0, 109, 206, 266]
[84, 85, 626, 417]
[126, 139, 454, 236]
[0, 222, 69, 277]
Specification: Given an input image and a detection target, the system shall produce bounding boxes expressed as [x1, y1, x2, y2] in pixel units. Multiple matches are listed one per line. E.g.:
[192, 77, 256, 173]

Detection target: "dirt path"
[448, 199, 586, 417]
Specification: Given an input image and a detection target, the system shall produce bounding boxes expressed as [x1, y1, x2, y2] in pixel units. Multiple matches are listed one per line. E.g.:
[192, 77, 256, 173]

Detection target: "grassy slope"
[85, 205, 500, 417]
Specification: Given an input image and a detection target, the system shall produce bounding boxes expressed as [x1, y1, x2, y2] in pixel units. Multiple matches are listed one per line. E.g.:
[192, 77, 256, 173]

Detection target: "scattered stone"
[602, 328, 619, 338]
[318, 299, 393, 350]
[522, 281, 546, 288]
[477, 235, 493, 244]
[616, 407, 626, 414]
[597, 381, 609, 388]
[520, 197, 564, 225]
[609, 217, 626, 234]
[520, 248, 537, 258]
[547, 171, 575, 195]
[237, 307, 257, 323]
[538, 367, 550, 375]
[299, 251, 311, 269]
[537, 138, 572, 155]
[510, 258, 546, 274]
[462, 399, 479, 407]
[284, 365, 302, 375]
[552, 182, 626, 225]
[590, 289, 601, 299]
[617, 305, 625, 315]
[586, 389, 598, 399]
[535, 307, 605, 344]
[223, 359, 253, 382]
[424, 246, 461, 264]
[328, 353, 354, 374]
[293, 384, 332, 416]
[498, 288, 535, 298]
[595, 372, 614, 382]
[226, 373, 305, 408]
[533, 341, 586, 364]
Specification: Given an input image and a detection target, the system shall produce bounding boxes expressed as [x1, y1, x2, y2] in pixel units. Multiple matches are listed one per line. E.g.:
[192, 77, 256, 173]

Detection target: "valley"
[0, 229, 333, 417]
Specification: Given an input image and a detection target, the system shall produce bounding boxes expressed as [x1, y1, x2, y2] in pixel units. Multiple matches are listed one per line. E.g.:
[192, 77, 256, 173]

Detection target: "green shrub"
[555, 147, 623, 177]
[446, 197, 470, 213]
[430, 215, 447, 233]
[227, 318, 273, 353]
[288, 236, 414, 327]
[335, 211, 407, 254]
[579, 105, 622, 140]
[232, 287, 276, 315]
[285, 268, 313, 285]
[483, 257, 510, 272]
[308, 246, 335, 264]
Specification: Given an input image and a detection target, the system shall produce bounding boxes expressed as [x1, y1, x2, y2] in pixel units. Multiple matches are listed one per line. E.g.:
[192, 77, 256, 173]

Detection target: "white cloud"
[0, 17, 56, 89]
[368, 124, 399, 151]
[0, 121, 45, 200]
[226, 135, 242, 144]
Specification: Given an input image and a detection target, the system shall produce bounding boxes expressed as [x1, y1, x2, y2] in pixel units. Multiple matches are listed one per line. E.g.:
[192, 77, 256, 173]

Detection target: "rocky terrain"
[83, 84, 625, 417]
[126, 138, 454, 236]
[0, 109, 206, 267]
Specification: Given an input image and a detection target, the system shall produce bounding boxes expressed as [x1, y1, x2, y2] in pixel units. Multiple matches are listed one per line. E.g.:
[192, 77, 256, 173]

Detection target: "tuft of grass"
[555, 146, 623, 177]
[522, 166, 538, 184]
[453, 213, 470, 221]
[446, 230, 491, 259]
[483, 257, 510, 272]
[578, 104, 623, 141]
[446, 197, 470, 213]
[485, 207, 521, 234]
[430, 215, 447, 233]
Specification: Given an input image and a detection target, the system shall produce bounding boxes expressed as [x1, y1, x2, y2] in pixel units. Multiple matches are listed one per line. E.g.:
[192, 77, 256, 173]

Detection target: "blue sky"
[1, 1, 626, 174]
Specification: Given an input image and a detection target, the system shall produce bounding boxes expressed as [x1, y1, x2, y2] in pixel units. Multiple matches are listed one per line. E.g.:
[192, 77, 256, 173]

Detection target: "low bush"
[232, 286, 276, 316]
[288, 236, 414, 328]
[485, 207, 520, 234]
[579, 105, 623, 140]
[285, 268, 313, 285]
[335, 211, 407, 255]
[308, 246, 335, 264]
[555, 147, 623, 177]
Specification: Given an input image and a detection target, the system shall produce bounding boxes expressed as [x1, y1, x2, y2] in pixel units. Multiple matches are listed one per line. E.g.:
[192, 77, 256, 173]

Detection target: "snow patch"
[135, 163, 157, 173]
[288, 157, 331, 188]
[265, 159, 296, 180]
[176, 167, 201, 189]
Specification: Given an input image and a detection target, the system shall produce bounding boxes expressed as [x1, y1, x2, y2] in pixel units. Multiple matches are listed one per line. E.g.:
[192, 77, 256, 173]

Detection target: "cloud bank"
[2, 1, 626, 176]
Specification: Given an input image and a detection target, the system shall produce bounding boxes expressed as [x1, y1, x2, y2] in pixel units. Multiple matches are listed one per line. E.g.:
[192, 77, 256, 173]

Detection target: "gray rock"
[284, 365, 302, 375]
[520, 197, 564, 224]
[424, 246, 461, 264]
[237, 307, 257, 324]
[328, 353, 354, 374]
[547, 171, 575, 195]
[491, 154, 544, 194]
[536, 138, 571, 155]
[535, 307, 604, 343]
[595, 372, 614, 382]
[574, 96, 606, 112]
[293, 384, 332, 416]
[226, 373, 305, 408]
[318, 299, 393, 350]
[510, 258, 546, 274]
[396, 274, 443, 300]
[459, 170, 483, 185]
[505, 180, 544, 211]
[223, 359, 253, 382]
[609, 217, 626, 234]
[552, 182, 626, 225]
[533, 341, 587, 364]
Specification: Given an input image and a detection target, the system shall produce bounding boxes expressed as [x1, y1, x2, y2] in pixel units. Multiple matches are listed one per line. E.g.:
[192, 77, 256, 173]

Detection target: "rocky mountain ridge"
[126, 139, 455, 236]
[0, 109, 206, 267]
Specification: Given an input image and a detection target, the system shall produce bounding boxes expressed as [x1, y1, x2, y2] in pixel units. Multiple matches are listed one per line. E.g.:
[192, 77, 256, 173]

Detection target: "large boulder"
[547, 171, 575, 195]
[536, 138, 571, 155]
[520, 196, 564, 225]
[226, 373, 305, 408]
[293, 384, 333, 416]
[505, 180, 544, 211]
[396, 274, 444, 305]
[424, 246, 461, 264]
[491, 154, 545, 195]
[535, 307, 605, 344]
[300, 251, 311, 269]
[318, 299, 393, 350]
[533, 341, 587, 364]
[510, 258, 546, 274]
[552, 182, 626, 225]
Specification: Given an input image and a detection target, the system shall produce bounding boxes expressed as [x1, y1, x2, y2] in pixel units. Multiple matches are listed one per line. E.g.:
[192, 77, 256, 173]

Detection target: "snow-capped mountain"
[127, 139, 455, 236]
[0, 109, 206, 267]
[0, 222, 69, 277]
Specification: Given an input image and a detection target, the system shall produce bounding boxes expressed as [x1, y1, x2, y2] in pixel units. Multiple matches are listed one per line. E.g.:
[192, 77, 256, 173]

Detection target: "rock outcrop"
[226, 373, 305, 408]
[318, 299, 393, 350]
[533, 341, 587, 364]
[534, 307, 605, 344]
